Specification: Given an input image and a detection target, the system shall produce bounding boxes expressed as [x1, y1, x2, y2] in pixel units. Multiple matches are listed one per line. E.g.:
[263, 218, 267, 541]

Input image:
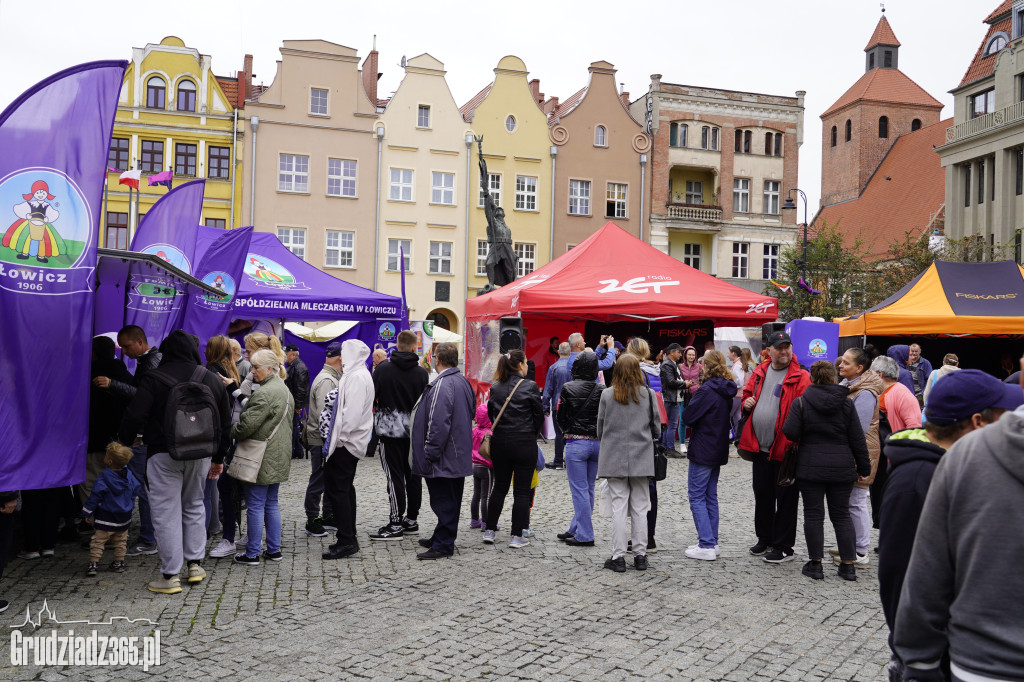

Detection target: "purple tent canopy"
[232, 232, 401, 322]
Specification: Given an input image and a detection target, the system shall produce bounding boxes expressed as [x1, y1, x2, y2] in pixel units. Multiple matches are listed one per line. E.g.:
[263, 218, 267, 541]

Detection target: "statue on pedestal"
[477, 136, 517, 293]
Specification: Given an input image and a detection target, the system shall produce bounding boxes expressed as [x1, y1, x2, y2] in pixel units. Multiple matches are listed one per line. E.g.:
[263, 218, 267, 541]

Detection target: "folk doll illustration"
[3, 180, 66, 263]
[249, 256, 284, 282]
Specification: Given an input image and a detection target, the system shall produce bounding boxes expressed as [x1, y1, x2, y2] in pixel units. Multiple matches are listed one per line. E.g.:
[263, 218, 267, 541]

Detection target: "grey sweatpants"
[147, 452, 210, 575]
[607, 477, 651, 560]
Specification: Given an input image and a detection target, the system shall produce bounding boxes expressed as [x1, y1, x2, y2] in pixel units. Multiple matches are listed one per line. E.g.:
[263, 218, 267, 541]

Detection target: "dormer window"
[985, 33, 1009, 56]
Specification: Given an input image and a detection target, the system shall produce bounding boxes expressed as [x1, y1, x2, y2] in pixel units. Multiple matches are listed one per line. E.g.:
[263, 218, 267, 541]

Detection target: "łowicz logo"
[135, 244, 190, 298]
[0, 168, 95, 295]
[379, 322, 396, 340]
[597, 277, 680, 294]
[808, 338, 828, 358]
[244, 253, 303, 289]
[201, 271, 236, 302]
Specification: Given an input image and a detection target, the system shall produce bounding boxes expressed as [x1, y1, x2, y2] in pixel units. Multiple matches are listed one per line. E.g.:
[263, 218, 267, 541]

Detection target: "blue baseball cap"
[925, 369, 1024, 425]
[325, 342, 342, 358]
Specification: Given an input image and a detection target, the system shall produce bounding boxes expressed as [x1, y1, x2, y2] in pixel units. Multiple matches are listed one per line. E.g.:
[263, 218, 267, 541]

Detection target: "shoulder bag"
[478, 378, 523, 459]
[777, 397, 802, 486]
[228, 407, 290, 484]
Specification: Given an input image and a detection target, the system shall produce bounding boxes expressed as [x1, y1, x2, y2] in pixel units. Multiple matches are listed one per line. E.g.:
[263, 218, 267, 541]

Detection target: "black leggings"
[800, 480, 855, 561]
[485, 438, 536, 537]
[471, 465, 493, 520]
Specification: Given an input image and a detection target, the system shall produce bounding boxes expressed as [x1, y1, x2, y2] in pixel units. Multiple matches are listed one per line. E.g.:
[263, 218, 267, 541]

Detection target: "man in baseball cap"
[880, 368, 1023, 681]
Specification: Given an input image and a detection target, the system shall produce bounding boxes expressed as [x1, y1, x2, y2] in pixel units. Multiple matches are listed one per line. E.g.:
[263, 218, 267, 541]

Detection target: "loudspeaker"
[499, 316, 524, 353]
[762, 322, 786, 347]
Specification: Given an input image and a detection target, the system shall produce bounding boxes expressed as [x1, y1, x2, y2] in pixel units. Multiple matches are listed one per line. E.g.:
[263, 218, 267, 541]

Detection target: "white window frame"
[417, 104, 431, 129]
[515, 175, 538, 211]
[514, 242, 536, 277]
[762, 243, 779, 280]
[478, 173, 501, 208]
[685, 180, 703, 205]
[606, 182, 627, 218]
[277, 227, 306, 260]
[732, 242, 749, 279]
[763, 180, 781, 215]
[505, 115, 517, 132]
[310, 87, 329, 116]
[431, 171, 455, 205]
[327, 158, 357, 197]
[733, 178, 750, 213]
[683, 243, 701, 269]
[387, 238, 412, 272]
[476, 239, 489, 276]
[429, 241, 453, 275]
[278, 154, 310, 193]
[389, 168, 414, 202]
[325, 229, 355, 269]
[594, 125, 607, 147]
[569, 179, 591, 215]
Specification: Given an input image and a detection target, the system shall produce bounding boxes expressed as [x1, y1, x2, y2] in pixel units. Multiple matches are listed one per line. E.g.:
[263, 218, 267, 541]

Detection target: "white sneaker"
[688, 543, 720, 557]
[508, 536, 530, 549]
[235, 534, 248, 548]
[482, 530, 495, 544]
[685, 546, 718, 561]
[209, 539, 236, 558]
[834, 553, 870, 566]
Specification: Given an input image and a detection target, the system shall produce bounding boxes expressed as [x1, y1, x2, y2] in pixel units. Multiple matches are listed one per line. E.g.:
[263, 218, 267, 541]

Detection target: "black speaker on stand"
[499, 317, 524, 353]
[762, 321, 787, 347]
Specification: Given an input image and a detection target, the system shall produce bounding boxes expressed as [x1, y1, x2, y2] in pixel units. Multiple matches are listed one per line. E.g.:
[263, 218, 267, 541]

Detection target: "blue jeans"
[244, 483, 281, 557]
[688, 462, 720, 548]
[127, 445, 155, 545]
[565, 439, 600, 542]
[678, 401, 688, 443]
[661, 402, 679, 450]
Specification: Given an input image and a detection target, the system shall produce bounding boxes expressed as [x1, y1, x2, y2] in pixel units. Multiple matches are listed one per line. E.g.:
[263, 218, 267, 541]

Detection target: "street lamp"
[781, 188, 808, 283]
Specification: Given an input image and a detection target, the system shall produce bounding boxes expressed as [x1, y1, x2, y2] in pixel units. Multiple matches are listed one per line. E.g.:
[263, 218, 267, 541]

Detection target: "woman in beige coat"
[230, 349, 294, 565]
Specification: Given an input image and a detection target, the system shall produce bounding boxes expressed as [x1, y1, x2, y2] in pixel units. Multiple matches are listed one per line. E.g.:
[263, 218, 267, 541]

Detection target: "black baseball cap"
[664, 343, 684, 353]
[766, 331, 792, 348]
[283, 344, 299, 352]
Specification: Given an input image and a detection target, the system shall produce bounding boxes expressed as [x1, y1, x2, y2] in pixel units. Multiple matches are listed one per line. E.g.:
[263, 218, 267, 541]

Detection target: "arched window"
[734, 129, 742, 152]
[594, 125, 607, 147]
[845, 119, 852, 142]
[743, 129, 752, 154]
[671, 122, 687, 147]
[831, 126, 837, 147]
[176, 79, 196, 112]
[986, 33, 1008, 56]
[911, 118, 922, 131]
[764, 132, 773, 155]
[146, 76, 166, 109]
[879, 116, 889, 139]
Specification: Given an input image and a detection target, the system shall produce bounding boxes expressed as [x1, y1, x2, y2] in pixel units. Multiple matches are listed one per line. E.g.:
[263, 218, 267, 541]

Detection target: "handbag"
[648, 390, 669, 481]
[227, 408, 289, 484]
[478, 378, 523, 459]
[777, 441, 798, 487]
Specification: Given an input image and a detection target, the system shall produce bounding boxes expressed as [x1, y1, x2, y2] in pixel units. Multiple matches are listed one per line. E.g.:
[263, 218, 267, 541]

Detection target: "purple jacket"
[410, 367, 475, 478]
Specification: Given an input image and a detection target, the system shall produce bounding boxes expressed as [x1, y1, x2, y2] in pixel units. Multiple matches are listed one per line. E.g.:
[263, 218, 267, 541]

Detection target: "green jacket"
[231, 374, 294, 485]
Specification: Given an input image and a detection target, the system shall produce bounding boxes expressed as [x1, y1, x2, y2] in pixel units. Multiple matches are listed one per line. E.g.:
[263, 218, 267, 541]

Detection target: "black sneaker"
[748, 541, 771, 556]
[634, 555, 648, 571]
[400, 519, 419, 535]
[86, 562, 98, 577]
[763, 549, 795, 563]
[603, 557, 626, 573]
[801, 560, 824, 580]
[556, 532, 574, 541]
[233, 553, 260, 566]
[321, 515, 338, 531]
[417, 538, 432, 549]
[263, 551, 283, 562]
[109, 561, 126, 573]
[305, 518, 327, 537]
[0, 600, 8, 613]
[417, 549, 452, 560]
[369, 525, 405, 541]
[647, 538, 658, 554]
[838, 562, 857, 581]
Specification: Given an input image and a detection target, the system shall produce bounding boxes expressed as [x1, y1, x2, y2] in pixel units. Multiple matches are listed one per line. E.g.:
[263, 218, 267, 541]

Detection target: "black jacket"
[877, 429, 945, 638]
[118, 331, 232, 463]
[660, 357, 685, 403]
[108, 347, 162, 401]
[557, 351, 603, 438]
[681, 377, 737, 467]
[373, 350, 429, 438]
[285, 356, 310, 409]
[782, 384, 870, 483]
[488, 375, 543, 442]
[90, 357, 132, 452]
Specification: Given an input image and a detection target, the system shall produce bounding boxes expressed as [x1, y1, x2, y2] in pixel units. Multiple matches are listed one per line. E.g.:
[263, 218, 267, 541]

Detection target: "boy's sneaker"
[209, 539, 236, 558]
[109, 561, 126, 574]
[400, 518, 419, 535]
[521, 528, 535, 538]
[321, 515, 338, 531]
[125, 542, 158, 557]
[17, 551, 40, 560]
[763, 549, 795, 563]
[86, 562, 98, 577]
[233, 553, 260, 566]
[802, 560, 824, 580]
[304, 518, 327, 537]
[187, 564, 206, 583]
[470, 519, 483, 529]
[147, 576, 182, 594]
[482, 530, 496, 544]
[369, 525, 405, 541]
[508, 536, 530, 549]
[834, 552, 870, 566]
[263, 551, 283, 562]
[684, 546, 717, 561]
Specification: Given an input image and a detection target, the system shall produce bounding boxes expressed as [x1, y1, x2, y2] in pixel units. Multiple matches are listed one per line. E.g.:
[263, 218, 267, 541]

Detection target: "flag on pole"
[182, 225, 253, 359]
[148, 169, 173, 188]
[798, 277, 822, 295]
[119, 168, 141, 189]
[0, 60, 127, 490]
[769, 279, 793, 295]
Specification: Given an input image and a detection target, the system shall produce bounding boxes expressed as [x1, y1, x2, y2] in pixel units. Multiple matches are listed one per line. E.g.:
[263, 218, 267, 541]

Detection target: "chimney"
[242, 54, 253, 105]
[529, 78, 543, 105]
[543, 96, 559, 115]
[361, 37, 380, 106]
[619, 91, 630, 106]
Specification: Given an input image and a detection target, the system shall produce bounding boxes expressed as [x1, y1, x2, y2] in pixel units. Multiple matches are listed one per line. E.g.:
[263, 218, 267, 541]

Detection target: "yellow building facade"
[102, 36, 243, 248]
[461, 56, 553, 297]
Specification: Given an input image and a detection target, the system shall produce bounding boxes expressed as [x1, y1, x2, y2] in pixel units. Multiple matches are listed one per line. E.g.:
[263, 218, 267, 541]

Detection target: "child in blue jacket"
[82, 443, 142, 576]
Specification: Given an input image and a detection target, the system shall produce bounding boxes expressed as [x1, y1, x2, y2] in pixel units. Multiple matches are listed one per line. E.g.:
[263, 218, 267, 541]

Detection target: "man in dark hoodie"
[118, 330, 231, 595]
[880, 369, 1022, 682]
[369, 330, 429, 541]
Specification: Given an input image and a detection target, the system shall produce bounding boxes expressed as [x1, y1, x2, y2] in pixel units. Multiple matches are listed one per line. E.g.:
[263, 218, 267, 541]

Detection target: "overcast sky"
[0, 0, 987, 212]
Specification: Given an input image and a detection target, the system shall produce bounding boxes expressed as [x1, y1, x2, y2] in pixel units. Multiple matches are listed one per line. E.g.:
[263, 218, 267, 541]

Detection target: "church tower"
[819, 14, 943, 207]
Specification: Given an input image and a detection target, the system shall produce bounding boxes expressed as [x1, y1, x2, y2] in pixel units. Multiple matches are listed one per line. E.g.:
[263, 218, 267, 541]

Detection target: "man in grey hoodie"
[894, 366, 1024, 682]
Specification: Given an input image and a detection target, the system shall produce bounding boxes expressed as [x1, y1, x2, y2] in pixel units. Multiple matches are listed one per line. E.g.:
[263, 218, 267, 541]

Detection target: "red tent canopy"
[466, 222, 779, 326]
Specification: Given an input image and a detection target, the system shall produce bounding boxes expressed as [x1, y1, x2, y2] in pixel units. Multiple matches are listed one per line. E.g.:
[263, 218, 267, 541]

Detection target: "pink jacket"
[472, 403, 493, 467]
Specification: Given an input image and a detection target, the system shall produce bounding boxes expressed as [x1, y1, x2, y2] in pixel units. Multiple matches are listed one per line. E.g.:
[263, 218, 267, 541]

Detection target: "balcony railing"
[666, 203, 723, 222]
[946, 100, 1024, 144]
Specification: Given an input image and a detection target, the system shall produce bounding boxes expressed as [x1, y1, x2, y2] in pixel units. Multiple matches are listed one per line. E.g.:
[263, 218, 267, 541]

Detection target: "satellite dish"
[399, 56, 407, 68]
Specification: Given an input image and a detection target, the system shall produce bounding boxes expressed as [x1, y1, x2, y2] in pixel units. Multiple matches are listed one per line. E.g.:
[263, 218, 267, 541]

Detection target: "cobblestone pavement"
[1, 443, 890, 681]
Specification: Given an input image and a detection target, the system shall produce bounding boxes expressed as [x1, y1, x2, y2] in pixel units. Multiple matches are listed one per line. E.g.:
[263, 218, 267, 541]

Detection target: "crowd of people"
[0, 324, 1021, 681]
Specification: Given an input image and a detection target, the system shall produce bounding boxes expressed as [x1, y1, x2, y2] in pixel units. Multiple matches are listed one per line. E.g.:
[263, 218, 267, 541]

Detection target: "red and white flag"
[118, 168, 141, 189]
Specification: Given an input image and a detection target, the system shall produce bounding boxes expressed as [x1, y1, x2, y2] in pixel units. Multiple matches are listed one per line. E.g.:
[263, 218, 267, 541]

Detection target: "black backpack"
[153, 366, 221, 461]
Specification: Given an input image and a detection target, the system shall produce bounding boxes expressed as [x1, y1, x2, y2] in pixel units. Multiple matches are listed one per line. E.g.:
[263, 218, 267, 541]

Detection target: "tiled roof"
[548, 87, 586, 124]
[813, 118, 951, 257]
[459, 84, 491, 123]
[865, 16, 901, 50]
[215, 76, 238, 107]
[822, 67, 942, 118]
[985, 0, 1012, 23]
[958, 10, 1012, 88]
